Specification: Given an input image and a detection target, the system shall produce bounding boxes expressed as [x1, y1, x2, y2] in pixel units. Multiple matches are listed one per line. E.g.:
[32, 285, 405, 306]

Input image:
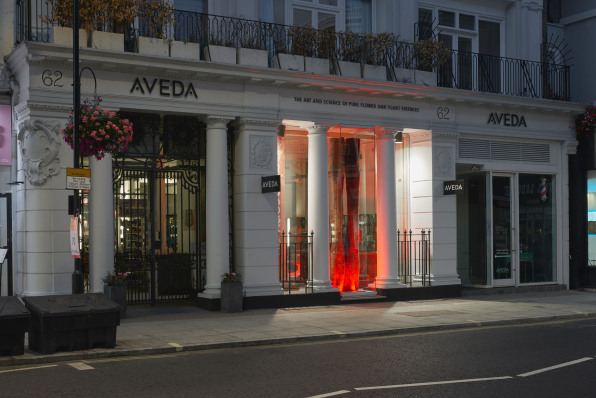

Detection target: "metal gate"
[113, 114, 206, 304]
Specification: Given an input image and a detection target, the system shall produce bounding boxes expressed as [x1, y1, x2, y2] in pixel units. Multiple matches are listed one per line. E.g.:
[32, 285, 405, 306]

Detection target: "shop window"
[518, 174, 556, 283]
[587, 171, 596, 263]
[278, 125, 379, 292]
[457, 171, 490, 285]
[327, 128, 377, 292]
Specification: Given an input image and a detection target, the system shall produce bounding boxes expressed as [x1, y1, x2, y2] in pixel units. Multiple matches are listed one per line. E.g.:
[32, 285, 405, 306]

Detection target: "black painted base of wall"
[196, 292, 342, 311]
[195, 286, 462, 311]
[376, 285, 461, 301]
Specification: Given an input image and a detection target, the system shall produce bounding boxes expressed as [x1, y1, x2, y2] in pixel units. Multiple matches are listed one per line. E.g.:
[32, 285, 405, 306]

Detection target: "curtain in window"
[346, 0, 371, 33]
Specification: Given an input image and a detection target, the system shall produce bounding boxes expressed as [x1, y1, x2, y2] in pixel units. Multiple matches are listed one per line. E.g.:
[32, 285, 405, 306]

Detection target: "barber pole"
[539, 177, 548, 202]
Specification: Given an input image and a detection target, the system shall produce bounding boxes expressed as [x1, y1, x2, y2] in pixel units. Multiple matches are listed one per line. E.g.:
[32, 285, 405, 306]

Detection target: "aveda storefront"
[9, 42, 577, 305]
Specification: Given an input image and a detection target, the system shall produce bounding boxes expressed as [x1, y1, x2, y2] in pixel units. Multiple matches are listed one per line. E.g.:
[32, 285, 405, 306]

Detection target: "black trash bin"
[23, 293, 120, 355]
[0, 297, 30, 356]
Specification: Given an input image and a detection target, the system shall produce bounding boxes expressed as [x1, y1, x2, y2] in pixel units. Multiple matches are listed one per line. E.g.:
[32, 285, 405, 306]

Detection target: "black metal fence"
[397, 229, 431, 287]
[114, 252, 202, 304]
[15, 2, 571, 100]
[278, 231, 313, 294]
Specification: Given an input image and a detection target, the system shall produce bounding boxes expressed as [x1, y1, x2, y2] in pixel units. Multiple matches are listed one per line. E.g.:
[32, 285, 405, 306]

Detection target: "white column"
[306, 124, 336, 292]
[199, 117, 232, 298]
[89, 153, 115, 293]
[374, 128, 402, 289]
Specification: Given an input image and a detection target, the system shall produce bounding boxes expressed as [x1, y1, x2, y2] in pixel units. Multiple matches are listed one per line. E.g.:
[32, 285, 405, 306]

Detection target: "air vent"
[458, 138, 550, 163]
[459, 138, 490, 159]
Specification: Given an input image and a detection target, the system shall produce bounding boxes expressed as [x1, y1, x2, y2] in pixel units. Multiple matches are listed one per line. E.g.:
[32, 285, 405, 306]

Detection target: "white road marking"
[517, 357, 593, 377]
[355, 376, 513, 390]
[68, 362, 94, 371]
[306, 390, 351, 398]
[0, 365, 58, 374]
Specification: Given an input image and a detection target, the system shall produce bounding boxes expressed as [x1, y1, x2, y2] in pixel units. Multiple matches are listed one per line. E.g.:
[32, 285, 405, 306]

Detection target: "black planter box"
[23, 293, 120, 355]
[0, 297, 30, 356]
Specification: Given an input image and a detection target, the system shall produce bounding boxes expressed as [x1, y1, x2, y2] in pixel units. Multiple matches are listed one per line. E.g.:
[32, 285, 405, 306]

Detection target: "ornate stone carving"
[249, 135, 274, 169]
[17, 119, 61, 186]
[433, 146, 453, 178]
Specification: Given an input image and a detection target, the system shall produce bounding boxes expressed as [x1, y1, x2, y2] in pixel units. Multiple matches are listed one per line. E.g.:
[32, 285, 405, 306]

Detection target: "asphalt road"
[2, 318, 596, 398]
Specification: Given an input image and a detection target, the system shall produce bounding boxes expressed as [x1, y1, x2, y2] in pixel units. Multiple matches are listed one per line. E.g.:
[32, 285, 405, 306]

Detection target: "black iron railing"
[15, 1, 570, 100]
[397, 229, 431, 287]
[279, 231, 314, 294]
[114, 252, 201, 304]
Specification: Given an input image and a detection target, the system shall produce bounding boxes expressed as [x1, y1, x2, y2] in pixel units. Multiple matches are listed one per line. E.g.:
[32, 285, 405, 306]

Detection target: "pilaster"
[233, 117, 284, 297]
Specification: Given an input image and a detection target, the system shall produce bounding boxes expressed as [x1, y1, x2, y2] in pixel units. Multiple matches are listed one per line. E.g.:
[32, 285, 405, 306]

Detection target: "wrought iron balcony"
[15, 1, 570, 101]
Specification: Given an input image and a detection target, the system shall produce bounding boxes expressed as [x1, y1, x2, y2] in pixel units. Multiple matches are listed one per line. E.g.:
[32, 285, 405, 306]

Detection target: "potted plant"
[237, 22, 268, 68]
[102, 271, 128, 318]
[410, 37, 451, 86]
[287, 26, 332, 74]
[361, 32, 397, 81]
[220, 272, 243, 313]
[204, 18, 238, 64]
[135, 0, 174, 56]
[338, 31, 362, 78]
[62, 95, 134, 160]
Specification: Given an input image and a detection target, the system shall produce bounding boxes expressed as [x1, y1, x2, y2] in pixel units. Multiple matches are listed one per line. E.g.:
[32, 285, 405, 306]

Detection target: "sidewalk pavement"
[3, 289, 596, 366]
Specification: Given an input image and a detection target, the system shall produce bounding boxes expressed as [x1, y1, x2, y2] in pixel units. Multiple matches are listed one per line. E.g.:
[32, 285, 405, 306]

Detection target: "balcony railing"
[15, 1, 570, 101]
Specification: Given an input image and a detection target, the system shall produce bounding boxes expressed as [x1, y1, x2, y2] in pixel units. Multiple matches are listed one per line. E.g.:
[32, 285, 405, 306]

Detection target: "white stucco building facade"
[0, 0, 585, 307]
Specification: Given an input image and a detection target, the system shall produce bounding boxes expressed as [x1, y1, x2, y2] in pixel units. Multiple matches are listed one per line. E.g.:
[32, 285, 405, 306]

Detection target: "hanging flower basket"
[62, 95, 134, 160]
[575, 103, 596, 141]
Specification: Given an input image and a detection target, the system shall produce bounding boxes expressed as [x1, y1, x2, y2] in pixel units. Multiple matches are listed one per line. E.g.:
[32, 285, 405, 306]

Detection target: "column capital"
[374, 126, 399, 139]
[305, 123, 330, 135]
[205, 116, 234, 129]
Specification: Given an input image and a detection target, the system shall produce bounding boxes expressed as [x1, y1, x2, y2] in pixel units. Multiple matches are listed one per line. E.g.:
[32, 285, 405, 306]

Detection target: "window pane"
[346, 0, 372, 33]
[293, 8, 313, 27]
[457, 172, 489, 285]
[459, 14, 475, 30]
[479, 20, 500, 56]
[319, 0, 338, 6]
[418, 8, 433, 40]
[519, 174, 556, 283]
[439, 10, 455, 27]
[175, 0, 207, 13]
[260, 0, 285, 24]
[318, 12, 336, 31]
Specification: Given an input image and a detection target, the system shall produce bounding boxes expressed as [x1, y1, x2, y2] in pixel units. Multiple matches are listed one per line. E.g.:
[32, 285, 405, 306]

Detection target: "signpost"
[67, 168, 91, 190]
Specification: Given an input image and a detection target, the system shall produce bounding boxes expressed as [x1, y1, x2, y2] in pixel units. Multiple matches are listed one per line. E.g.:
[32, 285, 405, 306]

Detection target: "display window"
[278, 124, 383, 292]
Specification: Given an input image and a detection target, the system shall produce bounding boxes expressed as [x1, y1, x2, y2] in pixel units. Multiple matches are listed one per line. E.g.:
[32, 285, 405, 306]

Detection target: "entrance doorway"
[113, 114, 207, 304]
[457, 170, 556, 287]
